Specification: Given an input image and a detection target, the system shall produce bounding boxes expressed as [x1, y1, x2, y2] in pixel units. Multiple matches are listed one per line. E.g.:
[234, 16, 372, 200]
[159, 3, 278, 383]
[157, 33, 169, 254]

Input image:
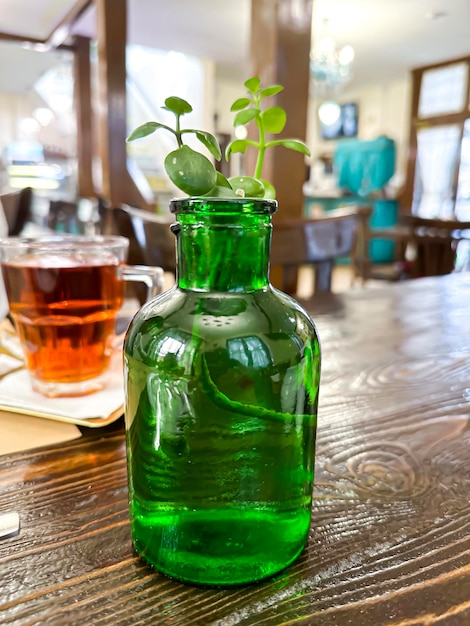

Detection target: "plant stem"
[254, 95, 265, 179]
[175, 114, 183, 147]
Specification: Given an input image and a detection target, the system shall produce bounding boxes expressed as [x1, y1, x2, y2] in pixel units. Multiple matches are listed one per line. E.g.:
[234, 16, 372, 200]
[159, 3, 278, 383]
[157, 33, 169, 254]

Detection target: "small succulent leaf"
[259, 85, 284, 99]
[164, 145, 217, 195]
[127, 122, 171, 142]
[233, 108, 259, 126]
[163, 96, 193, 116]
[192, 130, 222, 160]
[228, 176, 265, 198]
[230, 98, 252, 111]
[225, 139, 249, 159]
[215, 171, 233, 188]
[244, 77, 261, 93]
[277, 138, 311, 156]
[261, 106, 287, 134]
[204, 184, 238, 198]
[260, 178, 276, 199]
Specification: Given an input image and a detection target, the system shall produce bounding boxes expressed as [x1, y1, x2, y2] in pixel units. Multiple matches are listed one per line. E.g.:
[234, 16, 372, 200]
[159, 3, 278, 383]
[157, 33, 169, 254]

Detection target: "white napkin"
[0, 361, 124, 424]
[0, 319, 124, 426]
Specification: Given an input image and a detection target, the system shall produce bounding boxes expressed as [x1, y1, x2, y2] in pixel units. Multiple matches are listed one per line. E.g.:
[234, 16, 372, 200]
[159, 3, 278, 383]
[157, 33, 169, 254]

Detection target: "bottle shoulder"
[125, 286, 319, 353]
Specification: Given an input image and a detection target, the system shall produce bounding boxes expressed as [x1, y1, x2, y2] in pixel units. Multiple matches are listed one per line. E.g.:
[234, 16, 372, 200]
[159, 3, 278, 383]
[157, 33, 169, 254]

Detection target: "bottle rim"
[170, 197, 278, 215]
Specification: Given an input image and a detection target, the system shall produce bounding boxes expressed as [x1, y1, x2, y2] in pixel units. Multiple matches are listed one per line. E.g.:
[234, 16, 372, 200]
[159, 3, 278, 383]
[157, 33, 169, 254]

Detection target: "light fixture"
[19, 117, 40, 135]
[33, 107, 54, 126]
[318, 101, 341, 126]
[310, 19, 355, 91]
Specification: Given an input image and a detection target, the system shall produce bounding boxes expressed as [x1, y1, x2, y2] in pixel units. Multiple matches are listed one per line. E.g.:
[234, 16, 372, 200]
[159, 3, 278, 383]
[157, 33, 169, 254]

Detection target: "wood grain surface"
[1, 273, 469, 625]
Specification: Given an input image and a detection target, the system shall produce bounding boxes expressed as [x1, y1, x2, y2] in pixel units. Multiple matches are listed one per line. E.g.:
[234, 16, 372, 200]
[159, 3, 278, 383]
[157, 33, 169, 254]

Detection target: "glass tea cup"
[0, 235, 162, 398]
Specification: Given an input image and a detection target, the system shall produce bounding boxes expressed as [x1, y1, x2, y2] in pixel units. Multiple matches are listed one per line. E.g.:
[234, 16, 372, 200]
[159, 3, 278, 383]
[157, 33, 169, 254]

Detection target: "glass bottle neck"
[175, 213, 272, 292]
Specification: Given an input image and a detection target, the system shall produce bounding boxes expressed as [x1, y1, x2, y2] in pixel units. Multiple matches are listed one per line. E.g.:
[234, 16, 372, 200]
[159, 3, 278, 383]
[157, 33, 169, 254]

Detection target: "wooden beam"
[45, 0, 93, 48]
[96, 0, 127, 207]
[95, 0, 153, 210]
[74, 36, 95, 198]
[250, 0, 313, 292]
[249, 0, 312, 219]
[0, 32, 43, 45]
[0, 0, 92, 48]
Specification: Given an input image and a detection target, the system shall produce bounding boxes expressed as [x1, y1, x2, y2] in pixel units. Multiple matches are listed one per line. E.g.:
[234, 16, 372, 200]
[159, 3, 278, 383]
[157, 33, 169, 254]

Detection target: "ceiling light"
[19, 117, 40, 135]
[310, 19, 354, 92]
[338, 45, 355, 66]
[318, 101, 341, 126]
[34, 107, 54, 126]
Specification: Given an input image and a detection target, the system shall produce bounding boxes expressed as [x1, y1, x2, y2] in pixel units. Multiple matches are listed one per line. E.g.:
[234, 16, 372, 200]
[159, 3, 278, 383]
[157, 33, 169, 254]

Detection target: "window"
[418, 63, 468, 117]
[404, 57, 470, 219]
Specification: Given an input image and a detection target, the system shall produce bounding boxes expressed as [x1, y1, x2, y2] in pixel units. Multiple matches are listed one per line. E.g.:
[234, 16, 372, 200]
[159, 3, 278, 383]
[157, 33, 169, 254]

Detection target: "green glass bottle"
[124, 197, 321, 586]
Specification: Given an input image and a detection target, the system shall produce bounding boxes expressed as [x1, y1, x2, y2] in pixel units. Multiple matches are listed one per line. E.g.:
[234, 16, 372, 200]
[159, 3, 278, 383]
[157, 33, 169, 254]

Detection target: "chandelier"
[310, 20, 355, 90]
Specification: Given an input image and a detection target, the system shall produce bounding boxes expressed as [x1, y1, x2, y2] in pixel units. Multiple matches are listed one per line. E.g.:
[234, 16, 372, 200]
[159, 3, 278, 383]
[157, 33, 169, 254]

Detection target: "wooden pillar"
[249, 0, 312, 219]
[250, 0, 313, 292]
[96, 0, 128, 207]
[95, 0, 153, 211]
[74, 35, 95, 198]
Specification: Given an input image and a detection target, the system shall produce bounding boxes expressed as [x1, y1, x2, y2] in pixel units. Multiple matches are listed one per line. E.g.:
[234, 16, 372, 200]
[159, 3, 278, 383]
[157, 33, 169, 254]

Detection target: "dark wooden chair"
[270, 205, 373, 295]
[0, 186, 33, 235]
[401, 214, 470, 277]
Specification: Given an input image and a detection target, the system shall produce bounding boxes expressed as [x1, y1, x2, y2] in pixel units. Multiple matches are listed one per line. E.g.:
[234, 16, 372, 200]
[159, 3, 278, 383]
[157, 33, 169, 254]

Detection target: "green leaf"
[225, 139, 249, 159]
[259, 85, 284, 99]
[204, 184, 238, 198]
[127, 122, 172, 142]
[261, 106, 286, 133]
[244, 77, 261, 93]
[230, 98, 252, 111]
[194, 130, 222, 160]
[214, 171, 233, 188]
[233, 108, 259, 126]
[163, 96, 192, 116]
[164, 145, 217, 195]
[228, 176, 265, 198]
[260, 178, 276, 199]
[269, 138, 311, 157]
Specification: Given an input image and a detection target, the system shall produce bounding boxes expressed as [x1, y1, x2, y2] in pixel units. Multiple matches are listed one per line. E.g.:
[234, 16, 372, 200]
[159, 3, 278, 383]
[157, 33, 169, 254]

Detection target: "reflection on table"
[0, 273, 470, 625]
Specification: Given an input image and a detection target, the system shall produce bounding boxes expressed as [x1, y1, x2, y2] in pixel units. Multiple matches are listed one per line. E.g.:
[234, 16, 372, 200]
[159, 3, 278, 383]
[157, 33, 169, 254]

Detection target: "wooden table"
[1, 273, 470, 625]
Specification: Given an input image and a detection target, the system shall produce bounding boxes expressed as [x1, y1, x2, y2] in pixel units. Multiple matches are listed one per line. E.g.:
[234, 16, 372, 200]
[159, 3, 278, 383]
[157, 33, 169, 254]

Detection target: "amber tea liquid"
[2, 254, 124, 386]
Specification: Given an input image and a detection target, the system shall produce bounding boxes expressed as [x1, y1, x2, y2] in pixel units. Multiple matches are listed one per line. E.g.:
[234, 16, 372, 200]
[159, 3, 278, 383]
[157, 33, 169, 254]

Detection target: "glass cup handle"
[119, 264, 164, 301]
[112, 265, 164, 345]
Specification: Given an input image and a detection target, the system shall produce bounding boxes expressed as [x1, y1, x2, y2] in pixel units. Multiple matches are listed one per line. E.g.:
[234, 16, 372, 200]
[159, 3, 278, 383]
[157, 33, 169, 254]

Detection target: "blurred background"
[0, 0, 469, 238]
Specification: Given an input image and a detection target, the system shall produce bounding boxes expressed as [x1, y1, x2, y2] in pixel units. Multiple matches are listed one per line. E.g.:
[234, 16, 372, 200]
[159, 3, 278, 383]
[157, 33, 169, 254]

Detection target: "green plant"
[225, 77, 311, 199]
[127, 77, 310, 199]
[127, 96, 227, 197]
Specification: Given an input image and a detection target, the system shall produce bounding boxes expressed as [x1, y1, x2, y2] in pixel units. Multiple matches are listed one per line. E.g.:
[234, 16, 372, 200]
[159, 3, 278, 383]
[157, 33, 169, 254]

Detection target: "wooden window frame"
[401, 55, 470, 214]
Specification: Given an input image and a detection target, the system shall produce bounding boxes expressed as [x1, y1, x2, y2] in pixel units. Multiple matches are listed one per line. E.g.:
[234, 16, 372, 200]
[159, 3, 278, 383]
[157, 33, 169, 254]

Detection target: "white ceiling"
[76, 0, 470, 84]
[0, 0, 78, 40]
[0, 0, 470, 93]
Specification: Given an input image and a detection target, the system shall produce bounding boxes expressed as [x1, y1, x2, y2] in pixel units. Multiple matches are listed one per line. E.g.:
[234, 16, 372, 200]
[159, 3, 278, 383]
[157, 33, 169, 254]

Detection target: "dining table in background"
[1, 272, 470, 625]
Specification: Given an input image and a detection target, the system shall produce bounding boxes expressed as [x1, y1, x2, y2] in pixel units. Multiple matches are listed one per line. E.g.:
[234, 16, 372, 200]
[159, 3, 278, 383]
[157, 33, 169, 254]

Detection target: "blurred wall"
[215, 75, 412, 192]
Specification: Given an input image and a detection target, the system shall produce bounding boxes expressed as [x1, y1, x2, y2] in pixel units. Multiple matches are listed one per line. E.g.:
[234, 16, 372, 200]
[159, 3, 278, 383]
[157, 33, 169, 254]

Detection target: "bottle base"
[131, 506, 310, 587]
